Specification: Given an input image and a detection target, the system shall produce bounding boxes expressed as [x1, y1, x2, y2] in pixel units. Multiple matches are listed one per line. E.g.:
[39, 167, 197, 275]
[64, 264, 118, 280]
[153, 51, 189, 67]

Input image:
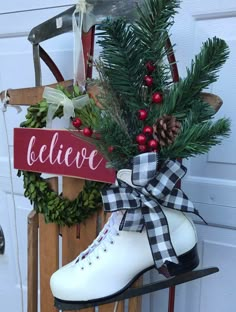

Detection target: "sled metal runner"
[54, 267, 219, 311]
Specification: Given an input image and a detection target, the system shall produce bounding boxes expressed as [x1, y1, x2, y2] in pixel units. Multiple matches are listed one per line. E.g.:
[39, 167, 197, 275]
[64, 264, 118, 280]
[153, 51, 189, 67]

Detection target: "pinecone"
[153, 115, 181, 147]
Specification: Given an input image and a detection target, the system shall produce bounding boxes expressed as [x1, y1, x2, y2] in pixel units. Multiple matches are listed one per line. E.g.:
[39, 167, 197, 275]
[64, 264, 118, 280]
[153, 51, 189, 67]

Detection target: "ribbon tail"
[158, 188, 207, 223]
[63, 99, 75, 128]
[72, 94, 90, 109]
[141, 204, 178, 268]
[46, 103, 59, 128]
[73, 9, 85, 87]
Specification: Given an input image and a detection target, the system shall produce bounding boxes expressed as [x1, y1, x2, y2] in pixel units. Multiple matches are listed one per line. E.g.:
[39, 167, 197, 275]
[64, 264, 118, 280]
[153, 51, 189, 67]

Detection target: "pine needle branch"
[160, 117, 231, 159]
[133, 0, 181, 90]
[97, 19, 142, 110]
[161, 37, 230, 118]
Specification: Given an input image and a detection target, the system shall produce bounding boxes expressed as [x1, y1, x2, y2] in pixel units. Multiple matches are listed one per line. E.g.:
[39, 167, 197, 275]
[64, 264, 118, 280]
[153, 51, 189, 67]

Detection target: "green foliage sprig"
[160, 37, 230, 119]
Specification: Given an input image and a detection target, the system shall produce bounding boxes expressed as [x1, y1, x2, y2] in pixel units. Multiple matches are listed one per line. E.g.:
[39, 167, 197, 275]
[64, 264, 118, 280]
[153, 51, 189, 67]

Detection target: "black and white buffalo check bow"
[102, 152, 201, 269]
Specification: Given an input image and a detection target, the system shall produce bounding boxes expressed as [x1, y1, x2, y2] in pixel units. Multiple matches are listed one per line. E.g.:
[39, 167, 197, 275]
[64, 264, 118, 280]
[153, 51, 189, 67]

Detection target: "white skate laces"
[75, 212, 121, 270]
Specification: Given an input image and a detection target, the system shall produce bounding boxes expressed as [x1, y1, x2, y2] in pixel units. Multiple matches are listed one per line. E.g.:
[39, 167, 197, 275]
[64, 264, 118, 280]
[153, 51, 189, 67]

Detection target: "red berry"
[138, 144, 147, 153]
[147, 139, 158, 150]
[83, 127, 93, 137]
[146, 61, 156, 73]
[136, 134, 147, 145]
[108, 146, 114, 153]
[144, 75, 153, 87]
[152, 92, 163, 104]
[72, 117, 82, 129]
[142, 125, 153, 136]
[138, 109, 148, 121]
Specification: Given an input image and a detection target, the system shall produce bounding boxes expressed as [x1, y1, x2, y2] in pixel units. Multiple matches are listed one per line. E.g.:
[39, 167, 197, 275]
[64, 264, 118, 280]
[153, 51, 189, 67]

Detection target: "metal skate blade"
[54, 267, 219, 310]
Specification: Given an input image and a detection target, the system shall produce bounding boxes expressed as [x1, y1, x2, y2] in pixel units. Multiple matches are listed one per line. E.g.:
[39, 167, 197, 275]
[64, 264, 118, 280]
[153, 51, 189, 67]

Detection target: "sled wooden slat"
[77, 213, 98, 253]
[39, 177, 59, 312]
[1, 80, 73, 106]
[99, 302, 124, 312]
[61, 177, 85, 266]
[128, 279, 143, 312]
[27, 210, 38, 312]
[61, 225, 80, 266]
[39, 214, 59, 312]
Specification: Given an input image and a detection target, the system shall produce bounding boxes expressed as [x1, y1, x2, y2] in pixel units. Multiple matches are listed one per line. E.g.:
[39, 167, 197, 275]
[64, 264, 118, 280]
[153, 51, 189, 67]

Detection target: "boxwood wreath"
[18, 85, 105, 226]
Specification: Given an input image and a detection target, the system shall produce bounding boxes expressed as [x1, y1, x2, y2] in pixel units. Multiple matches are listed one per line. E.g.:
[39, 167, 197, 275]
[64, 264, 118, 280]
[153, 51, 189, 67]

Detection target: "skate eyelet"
[116, 232, 120, 236]
[110, 240, 114, 244]
[89, 262, 92, 265]
[103, 248, 107, 252]
[96, 256, 99, 259]
[81, 267, 84, 270]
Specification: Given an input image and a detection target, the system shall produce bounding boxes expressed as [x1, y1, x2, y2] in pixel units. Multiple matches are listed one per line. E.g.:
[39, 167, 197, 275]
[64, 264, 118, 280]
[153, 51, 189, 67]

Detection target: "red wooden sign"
[14, 128, 116, 183]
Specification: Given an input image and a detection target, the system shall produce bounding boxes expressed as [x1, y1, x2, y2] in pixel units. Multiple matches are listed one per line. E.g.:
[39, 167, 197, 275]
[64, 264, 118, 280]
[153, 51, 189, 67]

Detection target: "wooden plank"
[62, 176, 95, 312]
[27, 210, 39, 312]
[39, 177, 59, 312]
[61, 224, 81, 266]
[61, 176, 85, 264]
[0, 80, 72, 106]
[99, 301, 124, 312]
[200, 92, 223, 112]
[128, 279, 143, 312]
[76, 212, 98, 252]
[39, 214, 59, 312]
[62, 176, 85, 201]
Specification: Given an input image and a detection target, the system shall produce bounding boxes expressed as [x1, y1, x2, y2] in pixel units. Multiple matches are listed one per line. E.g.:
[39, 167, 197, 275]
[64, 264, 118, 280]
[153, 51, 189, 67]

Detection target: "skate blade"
[54, 266, 219, 310]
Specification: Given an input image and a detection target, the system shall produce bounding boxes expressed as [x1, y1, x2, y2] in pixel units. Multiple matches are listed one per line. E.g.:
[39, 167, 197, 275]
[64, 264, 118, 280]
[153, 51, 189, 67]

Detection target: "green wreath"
[18, 85, 105, 226]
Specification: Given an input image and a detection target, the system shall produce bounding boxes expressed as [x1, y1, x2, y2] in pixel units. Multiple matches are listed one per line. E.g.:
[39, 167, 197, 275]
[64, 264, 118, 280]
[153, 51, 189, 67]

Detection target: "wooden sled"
[2, 4, 221, 312]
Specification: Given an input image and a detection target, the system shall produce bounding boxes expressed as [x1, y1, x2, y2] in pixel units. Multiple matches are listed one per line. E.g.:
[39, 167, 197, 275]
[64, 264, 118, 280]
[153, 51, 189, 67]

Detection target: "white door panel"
[177, 224, 236, 312]
[0, 6, 72, 37]
[172, 1, 236, 225]
[0, 2, 73, 14]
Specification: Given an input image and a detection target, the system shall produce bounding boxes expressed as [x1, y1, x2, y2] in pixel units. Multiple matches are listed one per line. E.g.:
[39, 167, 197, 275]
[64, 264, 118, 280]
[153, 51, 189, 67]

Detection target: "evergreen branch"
[94, 119, 137, 169]
[97, 19, 142, 109]
[134, 0, 180, 45]
[92, 60, 135, 138]
[133, 0, 181, 90]
[161, 37, 230, 117]
[172, 99, 216, 122]
[160, 117, 231, 159]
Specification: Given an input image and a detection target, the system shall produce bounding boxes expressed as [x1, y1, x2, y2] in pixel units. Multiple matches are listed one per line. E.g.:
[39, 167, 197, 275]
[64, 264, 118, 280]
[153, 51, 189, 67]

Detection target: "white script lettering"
[26, 132, 104, 171]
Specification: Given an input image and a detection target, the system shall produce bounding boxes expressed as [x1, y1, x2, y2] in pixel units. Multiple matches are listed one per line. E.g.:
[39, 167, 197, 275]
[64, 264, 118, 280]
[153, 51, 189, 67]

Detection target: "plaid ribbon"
[102, 152, 200, 269]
